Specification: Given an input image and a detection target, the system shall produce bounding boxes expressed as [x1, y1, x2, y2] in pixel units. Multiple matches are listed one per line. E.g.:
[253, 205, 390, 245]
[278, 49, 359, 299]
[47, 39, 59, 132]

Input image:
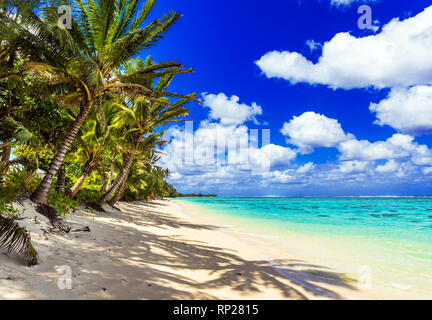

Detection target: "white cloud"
[370, 86, 432, 135]
[422, 167, 432, 175]
[281, 112, 352, 153]
[330, 0, 377, 7]
[337, 133, 432, 169]
[250, 144, 296, 168]
[338, 134, 417, 161]
[305, 39, 322, 52]
[338, 161, 371, 173]
[376, 160, 399, 173]
[411, 145, 432, 166]
[161, 92, 296, 184]
[160, 90, 432, 195]
[226, 142, 297, 174]
[265, 170, 296, 184]
[297, 162, 315, 173]
[256, 5, 432, 89]
[202, 93, 262, 126]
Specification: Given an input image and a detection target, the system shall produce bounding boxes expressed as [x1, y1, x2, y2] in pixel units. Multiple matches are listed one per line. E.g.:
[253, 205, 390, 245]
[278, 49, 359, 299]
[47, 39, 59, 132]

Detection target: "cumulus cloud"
[305, 39, 322, 52]
[248, 144, 297, 170]
[256, 6, 432, 89]
[160, 93, 432, 195]
[370, 86, 432, 135]
[338, 161, 371, 173]
[376, 160, 399, 173]
[281, 112, 352, 153]
[161, 93, 296, 183]
[338, 134, 417, 161]
[330, 0, 378, 6]
[411, 145, 432, 166]
[422, 167, 432, 175]
[337, 133, 432, 169]
[202, 93, 262, 126]
[296, 162, 315, 173]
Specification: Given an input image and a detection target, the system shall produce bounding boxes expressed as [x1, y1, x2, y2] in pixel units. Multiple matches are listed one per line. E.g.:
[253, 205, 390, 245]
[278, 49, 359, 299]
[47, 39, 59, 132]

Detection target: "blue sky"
[143, 0, 432, 196]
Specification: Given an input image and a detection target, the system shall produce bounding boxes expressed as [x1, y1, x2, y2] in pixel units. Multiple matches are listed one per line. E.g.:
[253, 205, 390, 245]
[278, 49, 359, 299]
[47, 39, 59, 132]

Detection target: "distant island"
[173, 193, 218, 198]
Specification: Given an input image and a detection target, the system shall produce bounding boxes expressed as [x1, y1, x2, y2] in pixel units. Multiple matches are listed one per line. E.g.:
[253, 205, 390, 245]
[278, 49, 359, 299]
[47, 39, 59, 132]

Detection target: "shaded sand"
[0, 199, 424, 299]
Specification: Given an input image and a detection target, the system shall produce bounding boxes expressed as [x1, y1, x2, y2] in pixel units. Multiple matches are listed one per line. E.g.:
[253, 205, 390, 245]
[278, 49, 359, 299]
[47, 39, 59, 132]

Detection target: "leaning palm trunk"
[98, 166, 107, 193]
[99, 140, 139, 205]
[0, 139, 11, 175]
[1, 139, 11, 163]
[107, 165, 132, 206]
[69, 166, 94, 199]
[55, 164, 66, 194]
[30, 103, 92, 204]
[106, 151, 117, 191]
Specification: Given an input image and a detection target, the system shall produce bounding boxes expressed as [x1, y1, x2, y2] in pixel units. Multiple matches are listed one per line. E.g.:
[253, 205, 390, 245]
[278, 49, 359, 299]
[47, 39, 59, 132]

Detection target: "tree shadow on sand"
[109, 201, 220, 231]
[70, 201, 357, 300]
[5, 201, 358, 300]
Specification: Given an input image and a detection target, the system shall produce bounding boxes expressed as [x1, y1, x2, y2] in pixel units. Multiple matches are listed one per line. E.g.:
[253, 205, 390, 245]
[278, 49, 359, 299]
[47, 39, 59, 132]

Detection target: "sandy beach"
[0, 199, 426, 300]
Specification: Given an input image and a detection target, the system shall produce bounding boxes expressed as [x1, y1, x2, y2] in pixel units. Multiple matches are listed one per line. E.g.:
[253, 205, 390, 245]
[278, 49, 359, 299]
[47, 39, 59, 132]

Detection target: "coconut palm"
[121, 153, 161, 200]
[98, 57, 195, 205]
[0, 0, 195, 204]
[68, 100, 122, 198]
[107, 132, 166, 205]
[68, 120, 105, 198]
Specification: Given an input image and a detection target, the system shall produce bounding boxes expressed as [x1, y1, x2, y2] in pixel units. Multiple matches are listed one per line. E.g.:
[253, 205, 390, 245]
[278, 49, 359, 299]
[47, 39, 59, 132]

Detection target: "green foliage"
[0, 167, 42, 218]
[13, 145, 54, 172]
[176, 193, 218, 198]
[0, 202, 19, 216]
[76, 188, 103, 204]
[48, 190, 78, 217]
[1, 168, 26, 202]
[0, 0, 191, 208]
[1, 167, 41, 195]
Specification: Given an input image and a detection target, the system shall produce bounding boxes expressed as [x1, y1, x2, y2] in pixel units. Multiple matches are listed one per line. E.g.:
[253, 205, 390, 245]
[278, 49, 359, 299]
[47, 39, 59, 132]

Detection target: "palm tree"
[0, 117, 39, 176]
[120, 152, 161, 200]
[107, 132, 166, 205]
[68, 119, 105, 198]
[68, 100, 121, 198]
[98, 57, 196, 205]
[1, 0, 194, 204]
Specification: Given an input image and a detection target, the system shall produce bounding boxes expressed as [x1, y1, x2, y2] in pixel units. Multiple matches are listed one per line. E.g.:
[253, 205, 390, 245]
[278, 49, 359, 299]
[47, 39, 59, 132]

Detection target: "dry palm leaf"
[0, 215, 38, 266]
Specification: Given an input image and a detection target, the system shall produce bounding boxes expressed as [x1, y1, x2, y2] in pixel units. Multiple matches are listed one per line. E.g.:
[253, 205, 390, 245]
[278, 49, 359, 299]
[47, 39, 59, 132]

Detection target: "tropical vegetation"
[0, 0, 196, 265]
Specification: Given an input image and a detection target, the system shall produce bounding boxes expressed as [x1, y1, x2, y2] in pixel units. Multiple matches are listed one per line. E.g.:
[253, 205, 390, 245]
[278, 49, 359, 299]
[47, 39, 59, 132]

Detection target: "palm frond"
[0, 215, 38, 266]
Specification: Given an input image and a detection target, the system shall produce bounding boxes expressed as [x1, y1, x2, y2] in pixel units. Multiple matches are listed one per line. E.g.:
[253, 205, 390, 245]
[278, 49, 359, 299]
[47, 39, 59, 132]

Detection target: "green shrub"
[0, 202, 19, 217]
[48, 190, 79, 217]
[1, 167, 41, 196]
[76, 188, 102, 204]
[0, 168, 23, 217]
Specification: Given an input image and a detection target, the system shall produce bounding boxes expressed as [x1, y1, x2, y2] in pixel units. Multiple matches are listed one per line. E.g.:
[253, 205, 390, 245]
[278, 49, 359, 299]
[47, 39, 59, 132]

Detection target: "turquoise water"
[180, 197, 432, 242]
[179, 197, 432, 291]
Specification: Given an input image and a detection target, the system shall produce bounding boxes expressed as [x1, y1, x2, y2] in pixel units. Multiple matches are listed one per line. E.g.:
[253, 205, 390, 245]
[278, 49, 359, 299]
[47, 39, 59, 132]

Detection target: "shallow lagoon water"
[179, 197, 432, 294]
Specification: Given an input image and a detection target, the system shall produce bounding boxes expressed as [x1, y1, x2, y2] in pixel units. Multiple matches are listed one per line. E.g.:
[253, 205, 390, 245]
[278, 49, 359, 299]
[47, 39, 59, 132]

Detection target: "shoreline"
[175, 200, 432, 299]
[0, 199, 428, 299]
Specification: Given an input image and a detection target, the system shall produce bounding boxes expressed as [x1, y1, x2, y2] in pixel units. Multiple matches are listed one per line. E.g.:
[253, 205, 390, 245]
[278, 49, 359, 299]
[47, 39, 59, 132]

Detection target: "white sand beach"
[0, 199, 427, 300]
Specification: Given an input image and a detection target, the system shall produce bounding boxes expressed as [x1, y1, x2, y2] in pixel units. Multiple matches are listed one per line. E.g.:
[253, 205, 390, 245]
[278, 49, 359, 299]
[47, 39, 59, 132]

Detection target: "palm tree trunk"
[55, 164, 66, 194]
[0, 139, 11, 175]
[30, 103, 92, 204]
[107, 165, 131, 206]
[106, 150, 116, 191]
[1, 140, 11, 162]
[98, 165, 107, 193]
[99, 139, 139, 205]
[69, 167, 93, 199]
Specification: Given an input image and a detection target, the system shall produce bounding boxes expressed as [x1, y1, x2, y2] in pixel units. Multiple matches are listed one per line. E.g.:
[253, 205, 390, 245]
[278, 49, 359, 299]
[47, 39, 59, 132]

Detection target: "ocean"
[179, 197, 432, 295]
